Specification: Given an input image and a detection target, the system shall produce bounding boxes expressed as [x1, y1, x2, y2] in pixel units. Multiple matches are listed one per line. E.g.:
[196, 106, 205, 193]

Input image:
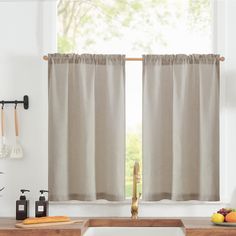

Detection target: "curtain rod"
[43, 55, 225, 61]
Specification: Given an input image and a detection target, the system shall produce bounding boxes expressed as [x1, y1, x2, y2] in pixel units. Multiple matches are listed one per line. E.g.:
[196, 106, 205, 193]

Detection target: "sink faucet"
[131, 161, 141, 219]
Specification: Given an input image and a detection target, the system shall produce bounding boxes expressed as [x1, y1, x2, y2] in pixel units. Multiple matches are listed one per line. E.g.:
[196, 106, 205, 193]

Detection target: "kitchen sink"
[84, 227, 185, 236]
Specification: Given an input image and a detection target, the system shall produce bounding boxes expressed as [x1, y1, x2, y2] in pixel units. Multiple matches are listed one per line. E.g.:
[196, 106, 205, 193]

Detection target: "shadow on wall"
[0, 172, 4, 193]
[229, 188, 236, 207]
[225, 70, 236, 109]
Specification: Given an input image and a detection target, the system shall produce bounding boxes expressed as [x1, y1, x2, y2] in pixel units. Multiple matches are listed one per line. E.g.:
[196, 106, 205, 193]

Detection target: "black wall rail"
[0, 95, 29, 110]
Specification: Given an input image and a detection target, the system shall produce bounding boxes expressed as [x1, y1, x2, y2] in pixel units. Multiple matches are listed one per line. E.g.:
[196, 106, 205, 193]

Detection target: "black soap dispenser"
[35, 190, 49, 217]
[16, 189, 30, 220]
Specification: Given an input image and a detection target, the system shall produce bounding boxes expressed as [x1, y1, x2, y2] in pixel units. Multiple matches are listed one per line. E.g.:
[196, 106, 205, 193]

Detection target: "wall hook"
[0, 95, 29, 110]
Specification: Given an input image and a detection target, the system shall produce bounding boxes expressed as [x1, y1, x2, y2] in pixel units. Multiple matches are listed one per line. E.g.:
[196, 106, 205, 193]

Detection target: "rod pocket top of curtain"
[43, 55, 225, 62]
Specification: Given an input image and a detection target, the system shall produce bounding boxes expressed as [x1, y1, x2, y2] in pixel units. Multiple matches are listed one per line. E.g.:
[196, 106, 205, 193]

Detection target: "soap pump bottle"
[35, 190, 49, 217]
[16, 189, 30, 220]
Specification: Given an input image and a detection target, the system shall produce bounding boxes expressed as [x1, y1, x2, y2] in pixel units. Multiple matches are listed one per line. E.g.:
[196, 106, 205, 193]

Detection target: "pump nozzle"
[19, 189, 30, 200]
[39, 190, 49, 201]
[20, 189, 30, 194]
[39, 190, 49, 195]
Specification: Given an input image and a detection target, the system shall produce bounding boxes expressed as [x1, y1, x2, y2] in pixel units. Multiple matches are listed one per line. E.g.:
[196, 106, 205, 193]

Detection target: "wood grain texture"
[1, 217, 236, 236]
[88, 217, 183, 227]
[185, 229, 236, 236]
[15, 220, 83, 228]
[22, 216, 70, 225]
[0, 229, 83, 236]
[0, 218, 88, 236]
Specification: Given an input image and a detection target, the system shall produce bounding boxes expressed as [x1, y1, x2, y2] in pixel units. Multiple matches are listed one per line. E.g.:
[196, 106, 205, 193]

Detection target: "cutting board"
[15, 219, 83, 228]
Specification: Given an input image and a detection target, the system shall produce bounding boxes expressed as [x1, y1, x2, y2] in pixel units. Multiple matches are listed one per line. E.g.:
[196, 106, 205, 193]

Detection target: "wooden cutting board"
[15, 220, 83, 228]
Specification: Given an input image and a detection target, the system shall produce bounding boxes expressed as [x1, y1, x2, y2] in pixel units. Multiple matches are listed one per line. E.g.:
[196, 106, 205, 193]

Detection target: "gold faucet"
[131, 161, 141, 219]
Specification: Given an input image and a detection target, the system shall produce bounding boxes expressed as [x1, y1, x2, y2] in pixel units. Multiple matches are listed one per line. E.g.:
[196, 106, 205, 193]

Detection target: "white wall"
[0, 0, 236, 218]
[0, 1, 56, 216]
[221, 0, 236, 205]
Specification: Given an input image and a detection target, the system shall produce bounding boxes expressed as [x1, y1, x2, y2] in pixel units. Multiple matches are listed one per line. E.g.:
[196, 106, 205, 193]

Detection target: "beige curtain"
[143, 54, 219, 201]
[48, 54, 125, 201]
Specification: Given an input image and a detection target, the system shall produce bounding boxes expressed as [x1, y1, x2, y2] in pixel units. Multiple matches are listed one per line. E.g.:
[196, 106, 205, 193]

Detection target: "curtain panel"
[143, 54, 220, 201]
[48, 54, 125, 201]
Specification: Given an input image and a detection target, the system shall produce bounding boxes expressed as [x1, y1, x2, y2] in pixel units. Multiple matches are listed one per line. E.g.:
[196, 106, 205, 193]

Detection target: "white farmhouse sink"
[84, 227, 185, 236]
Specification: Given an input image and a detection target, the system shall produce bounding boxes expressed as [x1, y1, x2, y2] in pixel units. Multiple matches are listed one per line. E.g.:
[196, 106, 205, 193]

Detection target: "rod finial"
[23, 95, 29, 110]
[220, 56, 225, 61]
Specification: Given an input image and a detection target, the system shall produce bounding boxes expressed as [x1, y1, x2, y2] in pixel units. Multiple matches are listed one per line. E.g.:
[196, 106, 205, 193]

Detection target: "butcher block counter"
[0, 217, 235, 236]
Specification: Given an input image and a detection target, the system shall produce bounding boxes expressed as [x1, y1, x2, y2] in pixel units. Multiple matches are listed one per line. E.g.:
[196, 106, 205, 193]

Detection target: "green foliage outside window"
[126, 129, 142, 197]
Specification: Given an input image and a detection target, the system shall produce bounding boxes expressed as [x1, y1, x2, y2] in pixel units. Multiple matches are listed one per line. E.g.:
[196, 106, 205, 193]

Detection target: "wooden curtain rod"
[43, 55, 225, 61]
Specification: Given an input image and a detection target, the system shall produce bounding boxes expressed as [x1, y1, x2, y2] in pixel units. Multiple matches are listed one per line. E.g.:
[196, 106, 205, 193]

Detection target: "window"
[57, 0, 213, 198]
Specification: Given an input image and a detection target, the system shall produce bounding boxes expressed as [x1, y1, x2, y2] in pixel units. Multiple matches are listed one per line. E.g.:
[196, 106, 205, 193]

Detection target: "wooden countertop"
[0, 217, 236, 236]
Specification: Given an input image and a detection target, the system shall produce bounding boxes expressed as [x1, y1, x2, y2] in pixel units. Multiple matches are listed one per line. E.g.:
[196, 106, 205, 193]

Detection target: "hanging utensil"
[10, 103, 23, 158]
[0, 103, 9, 158]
